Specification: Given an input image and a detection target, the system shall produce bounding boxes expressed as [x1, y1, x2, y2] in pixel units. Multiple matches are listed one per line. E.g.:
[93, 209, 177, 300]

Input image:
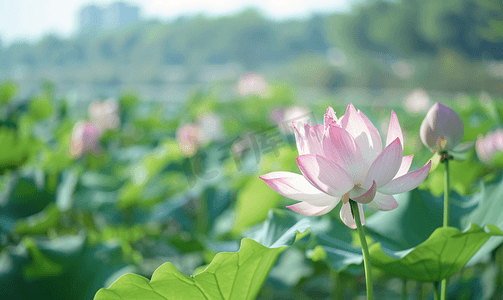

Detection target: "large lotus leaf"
[0, 80, 17, 104]
[304, 203, 365, 274]
[13, 203, 60, 235]
[248, 209, 311, 248]
[250, 207, 363, 275]
[204, 185, 232, 229]
[1, 233, 131, 300]
[80, 171, 123, 191]
[232, 147, 298, 234]
[305, 188, 486, 278]
[0, 171, 54, 231]
[365, 188, 481, 250]
[0, 128, 36, 174]
[118, 140, 183, 208]
[55, 169, 79, 212]
[94, 238, 286, 300]
[233, 177, 282, 235]
[420, 150, 489, 196]
[465, 175, 503, 265]
[369, 223, 503, 282]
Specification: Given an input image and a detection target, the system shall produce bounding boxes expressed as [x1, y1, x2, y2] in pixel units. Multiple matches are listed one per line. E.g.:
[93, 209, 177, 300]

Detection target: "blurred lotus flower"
[476, 129, 503, 164]
[260, 104, 431, 229]
[89, 98, 121, 134]
[277, 105, 311, 133]
[420, 102, 466, 153]
[197, 113, 223, 143]
[283, 106, 310, 124]
[269, 108, 285, 124]
[236, 73, 268, 97]
[176, 124, 203, 157]
[391, 60, 415, 79]
[69, 121, 101, 158]
[404, 89, 431, 114]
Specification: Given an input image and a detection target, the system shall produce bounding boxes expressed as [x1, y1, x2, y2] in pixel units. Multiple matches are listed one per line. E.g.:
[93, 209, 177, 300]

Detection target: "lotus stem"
[350, 200, 373, 300]
[402, 278, 407, 300]
[434, 282, 440, 300]
[441, 153, 450, 300]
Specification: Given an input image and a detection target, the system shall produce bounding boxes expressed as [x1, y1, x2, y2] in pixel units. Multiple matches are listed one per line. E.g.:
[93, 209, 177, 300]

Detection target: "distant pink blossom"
[197, 113, 223, 144]
[260, 104, 431, 228]
[476, 129, 503, 164]
[89, 98, 121, 134]
[404, 89, 431, 114]
[176, 124, 203, 157]
[69, 121, 101, 158]
[274, 105, 311, 133]
[236, 73, 268, 97]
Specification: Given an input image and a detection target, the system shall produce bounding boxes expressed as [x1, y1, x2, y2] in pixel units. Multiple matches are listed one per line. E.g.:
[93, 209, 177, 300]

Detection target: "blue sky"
[0, 0, 350, 46]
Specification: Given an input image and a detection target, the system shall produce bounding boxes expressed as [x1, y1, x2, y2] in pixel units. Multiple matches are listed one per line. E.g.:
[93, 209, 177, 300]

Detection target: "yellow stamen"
[437, 136, 448, 149]
[342, 192, 350, 204]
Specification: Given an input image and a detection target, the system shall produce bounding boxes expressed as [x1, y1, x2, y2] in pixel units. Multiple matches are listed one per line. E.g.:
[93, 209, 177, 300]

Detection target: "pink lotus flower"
[69, 121, 101, 158]
[260, 104, 431, 228]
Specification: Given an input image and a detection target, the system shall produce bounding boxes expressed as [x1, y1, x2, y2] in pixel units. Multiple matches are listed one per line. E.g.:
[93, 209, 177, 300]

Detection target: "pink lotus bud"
[420, 102, 464, 152]
[176, 124, 202, 157]
[69, 121, 101, 158]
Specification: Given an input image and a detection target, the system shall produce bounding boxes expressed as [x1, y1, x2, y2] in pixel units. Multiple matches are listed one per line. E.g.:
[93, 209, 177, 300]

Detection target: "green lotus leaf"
[94, 238, 286, 300]
[0, 128, 37, 174]
[464, 175, 503, 265]
[248, 209, 311, 248]
[369, 223, 503, 282]
[365, 188, 481, 250]
[233, 147, 298, 234]
[14, 203, 60, 235]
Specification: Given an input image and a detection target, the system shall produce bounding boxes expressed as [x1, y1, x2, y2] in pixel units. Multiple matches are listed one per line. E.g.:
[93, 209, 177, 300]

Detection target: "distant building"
[103, 2, 140, 30]
[78, 2, 140, 33]
[79, 5, 103, 32]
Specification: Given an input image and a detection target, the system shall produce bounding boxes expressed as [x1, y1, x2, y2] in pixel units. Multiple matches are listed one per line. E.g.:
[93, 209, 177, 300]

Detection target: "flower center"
[342, 192, 350, 204]
[437, 136, 448, 149]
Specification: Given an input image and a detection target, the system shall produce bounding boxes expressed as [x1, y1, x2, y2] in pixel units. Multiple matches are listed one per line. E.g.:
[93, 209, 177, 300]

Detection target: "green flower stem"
[434, 282, 440, 300]
[330, 270, 343, 300]
[443, 156, 450, 228]
[402, 278, 407, 300]
[350, 200, 373, 300]
[441, 155, 450, 300]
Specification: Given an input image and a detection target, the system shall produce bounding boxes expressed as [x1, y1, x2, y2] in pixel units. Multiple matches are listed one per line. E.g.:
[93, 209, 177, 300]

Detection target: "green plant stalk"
[443, 157, 450, 228]
[330, 270, 343, 300]
[434, 282, 440, 300]
[402, 278, 407, 300]
[350, 200, 373, 300]
[441, 157, 450, 300]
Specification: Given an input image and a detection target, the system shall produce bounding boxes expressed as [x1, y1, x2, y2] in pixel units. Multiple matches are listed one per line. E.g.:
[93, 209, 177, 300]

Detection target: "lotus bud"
[420, 102, 464, 153]
[69, 121, 101, 158]
[176, 124, 202, 157]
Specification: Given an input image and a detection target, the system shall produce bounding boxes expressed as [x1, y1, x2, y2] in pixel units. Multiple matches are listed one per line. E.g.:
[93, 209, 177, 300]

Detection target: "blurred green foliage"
[0, 54, 502, 299]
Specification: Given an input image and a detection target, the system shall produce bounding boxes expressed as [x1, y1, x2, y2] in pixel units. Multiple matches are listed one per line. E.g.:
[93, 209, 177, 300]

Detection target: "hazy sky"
[0, 0, 350, 46]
